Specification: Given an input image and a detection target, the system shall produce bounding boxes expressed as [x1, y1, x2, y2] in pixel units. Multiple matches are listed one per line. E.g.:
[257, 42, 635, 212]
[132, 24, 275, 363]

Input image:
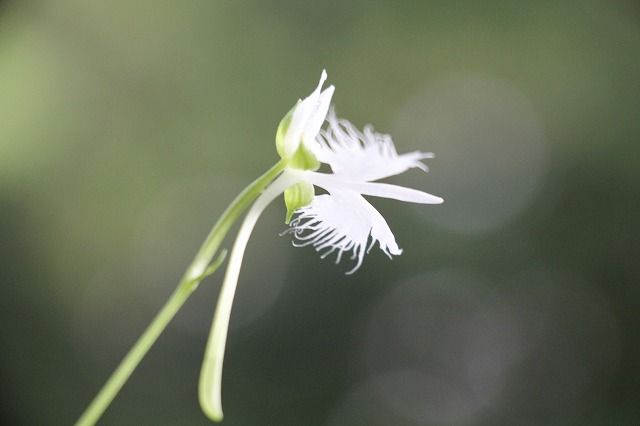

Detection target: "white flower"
[282, 109, 442, 273]
[199, 70, 442, 421]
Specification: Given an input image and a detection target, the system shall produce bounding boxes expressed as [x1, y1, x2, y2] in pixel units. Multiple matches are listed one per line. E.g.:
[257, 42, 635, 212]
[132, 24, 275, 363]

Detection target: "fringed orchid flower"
[198, 70, 443, 421]
[76, 70, 442, 426]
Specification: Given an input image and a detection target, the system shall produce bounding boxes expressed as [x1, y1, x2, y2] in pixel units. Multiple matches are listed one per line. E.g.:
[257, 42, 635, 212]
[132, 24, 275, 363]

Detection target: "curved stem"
[199, 173, 295, 422]
[75, 160, 286, 426]
[184, 160, 287, 283]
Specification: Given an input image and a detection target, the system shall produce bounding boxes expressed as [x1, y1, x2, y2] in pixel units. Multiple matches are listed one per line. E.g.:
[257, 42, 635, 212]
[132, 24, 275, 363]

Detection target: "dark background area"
[1, 1, 639, 424]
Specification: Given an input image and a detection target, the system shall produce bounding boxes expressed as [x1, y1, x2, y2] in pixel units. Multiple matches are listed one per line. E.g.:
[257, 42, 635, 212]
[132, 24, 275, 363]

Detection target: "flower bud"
[284, 181, 315, 223]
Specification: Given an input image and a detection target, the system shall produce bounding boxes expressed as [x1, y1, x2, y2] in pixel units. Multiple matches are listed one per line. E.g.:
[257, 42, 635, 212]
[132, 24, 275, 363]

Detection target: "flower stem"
[199, 173, 294, 422]
[75, 160, 286, 426]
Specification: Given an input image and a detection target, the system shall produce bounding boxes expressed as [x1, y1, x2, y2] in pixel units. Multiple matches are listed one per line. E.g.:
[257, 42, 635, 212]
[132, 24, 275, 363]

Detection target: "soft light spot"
[393, 76, 549, 233]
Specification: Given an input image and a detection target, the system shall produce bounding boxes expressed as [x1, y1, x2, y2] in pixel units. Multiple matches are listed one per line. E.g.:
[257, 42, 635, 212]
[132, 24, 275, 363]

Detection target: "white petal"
[285, 190, 401, 274]
[283, 70, 334, 157]
[302, 85, 334, 148]
[309, 110, 433, 181]
[304, 171, 444, 204]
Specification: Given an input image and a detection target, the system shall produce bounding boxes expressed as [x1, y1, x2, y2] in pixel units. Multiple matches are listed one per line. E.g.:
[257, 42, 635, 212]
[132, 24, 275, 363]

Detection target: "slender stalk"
[75, 160, 286, 426]
[199, 173, 294, 422]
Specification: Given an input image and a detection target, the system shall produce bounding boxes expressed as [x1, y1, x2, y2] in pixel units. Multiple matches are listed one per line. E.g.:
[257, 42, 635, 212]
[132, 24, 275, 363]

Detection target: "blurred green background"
[2, 1, 639, 425]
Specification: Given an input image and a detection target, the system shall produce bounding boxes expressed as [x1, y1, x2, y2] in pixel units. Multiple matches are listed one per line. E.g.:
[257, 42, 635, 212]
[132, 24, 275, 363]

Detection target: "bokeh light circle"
[393, 76, 550, 234]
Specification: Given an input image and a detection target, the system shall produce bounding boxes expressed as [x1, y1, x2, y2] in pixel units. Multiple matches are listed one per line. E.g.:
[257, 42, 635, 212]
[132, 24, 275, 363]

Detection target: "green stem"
[75, 160, 286, 426]
[198, 172, 293, 422]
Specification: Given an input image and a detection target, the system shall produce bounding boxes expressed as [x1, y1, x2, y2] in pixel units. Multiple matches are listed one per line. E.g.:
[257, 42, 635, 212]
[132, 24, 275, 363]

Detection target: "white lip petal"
[283, 70, 333, 157]
[286, 190, 401, 274]
[277, 70, 442, 272]
[311, 110, 433, 181]
[304, 171, 444, 204]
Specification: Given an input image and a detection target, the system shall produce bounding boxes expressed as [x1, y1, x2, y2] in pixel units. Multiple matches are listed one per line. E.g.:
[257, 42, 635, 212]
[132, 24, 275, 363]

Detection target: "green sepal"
[284, 181, 315, 224]
[275, 101, 321, 171]
[275, 104, 296, 159]
[288, 142, 320, 171]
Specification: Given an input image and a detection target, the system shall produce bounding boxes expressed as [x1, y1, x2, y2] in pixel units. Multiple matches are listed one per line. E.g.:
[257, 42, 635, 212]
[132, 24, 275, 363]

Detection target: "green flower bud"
[284, 181, 315, 224]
